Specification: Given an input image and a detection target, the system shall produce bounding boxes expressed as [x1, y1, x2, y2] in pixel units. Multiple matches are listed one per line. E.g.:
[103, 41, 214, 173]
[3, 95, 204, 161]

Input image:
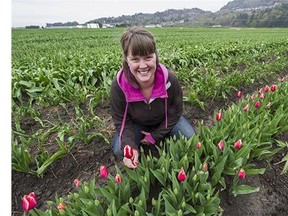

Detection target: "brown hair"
[120, 26, 159, 87]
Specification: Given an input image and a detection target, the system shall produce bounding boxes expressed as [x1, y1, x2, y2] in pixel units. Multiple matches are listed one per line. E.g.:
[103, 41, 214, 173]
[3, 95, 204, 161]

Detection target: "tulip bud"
[238, 168, 246, 179]
[174, 188, 178, 195]
[266, 102, 271, 108]
[234, 139, 242, 149]
[259, 92, 264, 99]
[95, 199, 100, 206]
[278, 77, 285, 82]
[152, 198, 157, 206]
[258, 88, 263, 94]
[243, 104, 249, 112]
[58, 202, 66, 210]
[196, 142, 201, 149]
[123, 145, 133, 159]
[236, 91, 242, 98]
[250, 94, 255, 100]
[216, 112, 222, 121]
[134, 210, 140, 216]
[181, 201, 186, 208]
[271, 85, 277, 92]
[161, 167, 166, 174]
[177, 167, 186, 182]
[202, 162, 208, 172]
[22, 192, 37, 212]
[73, 178, 81, 188]
[129, 197, 134, 204]
[217, 140, 224, 150]
[255, 101, 260, 108]
[100, 165, 109, 178]
[264, 85, 269, 92]
[115, 174, 122, 184]
[84, 186, 89, 193]
[178, 210, 183, 216]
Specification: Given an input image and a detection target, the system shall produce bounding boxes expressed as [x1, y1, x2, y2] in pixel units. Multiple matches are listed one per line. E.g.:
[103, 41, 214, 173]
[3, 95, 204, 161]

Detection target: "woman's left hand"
[140, 131, 151, 145]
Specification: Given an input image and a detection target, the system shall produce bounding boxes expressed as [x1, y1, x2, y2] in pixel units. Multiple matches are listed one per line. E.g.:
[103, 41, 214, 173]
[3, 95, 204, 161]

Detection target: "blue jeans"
[112, 116, 195, 158]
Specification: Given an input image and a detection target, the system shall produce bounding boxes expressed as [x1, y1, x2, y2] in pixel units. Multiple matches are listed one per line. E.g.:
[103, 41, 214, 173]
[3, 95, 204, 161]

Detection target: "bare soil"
[12, 76, 288, 215]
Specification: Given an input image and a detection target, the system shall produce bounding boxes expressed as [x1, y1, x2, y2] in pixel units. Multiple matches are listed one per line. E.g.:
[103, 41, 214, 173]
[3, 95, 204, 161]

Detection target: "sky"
[12, 0, 232, 27]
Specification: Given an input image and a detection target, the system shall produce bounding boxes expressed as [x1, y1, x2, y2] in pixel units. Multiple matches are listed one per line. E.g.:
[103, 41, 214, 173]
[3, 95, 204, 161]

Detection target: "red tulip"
[100, 165, 109, 178]
[124, 145, 133, 159]
[177, 167, 186, 182]
[255, 101, 260, 108]
[243, 104, 249, 112]
[22, 192, 37, 212]
[58, 202, 66, 210]
[264, 85, 269, 92]
[217, 140, 224, 150]
[234, 139, 242, 149]
[196, 142, 201, 149]
[216, 112, 222, 121]
[73, 179, 81, 187]
[115, 174, 122, 184]
[271, 85, 277, 92]
[238, 168, 246, 179]
[236, 91, 242, 98]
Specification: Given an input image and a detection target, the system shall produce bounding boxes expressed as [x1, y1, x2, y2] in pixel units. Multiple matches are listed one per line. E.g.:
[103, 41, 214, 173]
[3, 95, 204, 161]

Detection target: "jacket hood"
[117, 64, 169, 102]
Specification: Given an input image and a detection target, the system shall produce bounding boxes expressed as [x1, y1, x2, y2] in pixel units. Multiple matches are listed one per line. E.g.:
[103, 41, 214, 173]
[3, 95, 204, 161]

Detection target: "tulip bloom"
[236, 91, 242, 98]
[177, 167, 186, 182]
[250, 94, 255, 100]
[100, 165, 109, 178]
[271, 85, 277, 92]
[22, 192, 37, 212]
[123, 145, 133, 159]
[202, 163, 208, 172]
[258, 88, 263, 94]
[243, 104, 249, 112]
[255, 101, 261, 108]
[216, 112, 222, 121]
[238, 168, 246, 179]
[73, 179, 81, 188]
[278, 77, 285, 82]
[115, 174, 122, 184]
[259, 92, 264, 99]
[234, 139, 242, 149]
[196, 142, 201, 149]
[58, 202, 66, 210]
[217, 140, 224, 150]
[264, 85, 269, 92]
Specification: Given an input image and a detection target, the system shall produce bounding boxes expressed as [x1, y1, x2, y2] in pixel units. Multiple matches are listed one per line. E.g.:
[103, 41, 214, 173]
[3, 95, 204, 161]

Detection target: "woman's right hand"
[123, 149, 139, 169]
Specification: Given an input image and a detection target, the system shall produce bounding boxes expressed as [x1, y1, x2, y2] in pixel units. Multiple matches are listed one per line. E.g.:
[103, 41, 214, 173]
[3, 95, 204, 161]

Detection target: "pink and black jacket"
[110, 64, 183, 153]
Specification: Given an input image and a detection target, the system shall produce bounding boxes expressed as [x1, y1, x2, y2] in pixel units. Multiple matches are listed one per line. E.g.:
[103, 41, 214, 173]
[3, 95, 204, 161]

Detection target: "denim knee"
[169, 116, 195, 140]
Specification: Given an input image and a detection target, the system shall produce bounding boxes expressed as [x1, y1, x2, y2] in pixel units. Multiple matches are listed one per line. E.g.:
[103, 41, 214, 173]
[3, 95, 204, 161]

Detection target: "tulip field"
[12, 27, 288, 215]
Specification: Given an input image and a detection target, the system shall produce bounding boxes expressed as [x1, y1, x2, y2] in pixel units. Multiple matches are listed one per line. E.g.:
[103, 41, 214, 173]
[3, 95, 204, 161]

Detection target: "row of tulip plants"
[21, 78, 287, 215]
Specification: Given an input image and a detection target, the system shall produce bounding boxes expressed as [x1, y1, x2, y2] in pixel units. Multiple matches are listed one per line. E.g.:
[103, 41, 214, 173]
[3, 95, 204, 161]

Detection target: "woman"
[110, 27, 195, 169]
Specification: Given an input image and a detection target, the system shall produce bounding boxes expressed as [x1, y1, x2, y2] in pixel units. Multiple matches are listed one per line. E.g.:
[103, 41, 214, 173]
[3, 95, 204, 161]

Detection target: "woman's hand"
[140, 131, 151, 145]
[123, 149, 139, 169]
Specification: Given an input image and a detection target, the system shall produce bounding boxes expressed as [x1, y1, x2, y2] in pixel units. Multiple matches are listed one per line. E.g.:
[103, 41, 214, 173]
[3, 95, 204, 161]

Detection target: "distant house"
[102, 24, 115, 28]
[87, 23, 100, 28]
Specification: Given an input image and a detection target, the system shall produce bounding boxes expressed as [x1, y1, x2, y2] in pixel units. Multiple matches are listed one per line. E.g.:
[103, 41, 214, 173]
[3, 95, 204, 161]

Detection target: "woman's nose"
[139, 59, 146, 68]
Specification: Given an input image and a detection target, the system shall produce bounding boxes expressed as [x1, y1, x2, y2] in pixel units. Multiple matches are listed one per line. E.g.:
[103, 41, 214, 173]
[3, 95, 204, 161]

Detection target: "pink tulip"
[258, 88, 263, 95]
[238, 168, 246, 179]
[255, 101, 261, 108]
[250, 94, 255, 100]
[22, 192, 37, 212]
[234, 139, 242, 149]
[115, 174, 122, 184]
[271, 85, 277, 92]
[124, 145, 133, 159]
[264, 85, 269, 92]
[73, 179, 81, 188]
[202, 163, 208, 172]
[217, 140, 224, 150]
[278, 77, 285, 82]
[243, 104, 249, 112]
[177, 167, 186, 182]
[100, 165, 109, 178]
[236, 91, 242, 98]
[259, 92, 264, 99]
[216, 112, 222, 121]
[196, 142, 201, 149]
[58, 202, 66, 210]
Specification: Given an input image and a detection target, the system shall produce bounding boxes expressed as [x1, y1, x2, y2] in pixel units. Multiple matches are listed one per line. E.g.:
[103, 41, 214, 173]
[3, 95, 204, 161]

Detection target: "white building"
[87, 23, 100, 28]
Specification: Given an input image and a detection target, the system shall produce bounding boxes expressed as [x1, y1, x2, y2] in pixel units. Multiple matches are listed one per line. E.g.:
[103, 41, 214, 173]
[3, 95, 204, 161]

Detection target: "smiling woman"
[110, 26, 196, 169]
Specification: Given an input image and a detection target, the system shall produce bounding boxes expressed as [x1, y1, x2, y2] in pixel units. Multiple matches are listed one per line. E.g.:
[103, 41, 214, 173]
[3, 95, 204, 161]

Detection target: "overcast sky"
[12, 0, 232, 27]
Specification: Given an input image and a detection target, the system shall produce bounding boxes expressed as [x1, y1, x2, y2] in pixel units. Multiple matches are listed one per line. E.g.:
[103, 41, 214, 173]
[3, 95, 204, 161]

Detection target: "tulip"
[266, 102, 271, 108]
[258, 88, 263, 94]
[73, 179, 81, 188]
[202, 163, 208, 172]
[217, 140, 224, 150]
[271, 85, 277, 92]
[100, 165, 109, 178]
[236, 91, 242, 98]
[250, 94, 255, 100]
[243, 104, 249, 112]
[264, 85, 269, 92]
[177, 167, 186, 182]
[234, 139, 242, 149]
[259, 92, 264, 99]
[216, 112, 222, 121]
[196, 142, 201, 149]
[278, 77, 285, 82]
[255, 101, 260, 108]
[58, 202, 66, 210]
[115, 174, 122, 184]
[123, 145, 133, 159]
[238, 168, 246, 179]
[22, 192, 37, 212]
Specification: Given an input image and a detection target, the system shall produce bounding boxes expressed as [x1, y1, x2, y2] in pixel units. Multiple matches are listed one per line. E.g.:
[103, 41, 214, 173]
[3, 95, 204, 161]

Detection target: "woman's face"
[126, 51, 157, 85]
